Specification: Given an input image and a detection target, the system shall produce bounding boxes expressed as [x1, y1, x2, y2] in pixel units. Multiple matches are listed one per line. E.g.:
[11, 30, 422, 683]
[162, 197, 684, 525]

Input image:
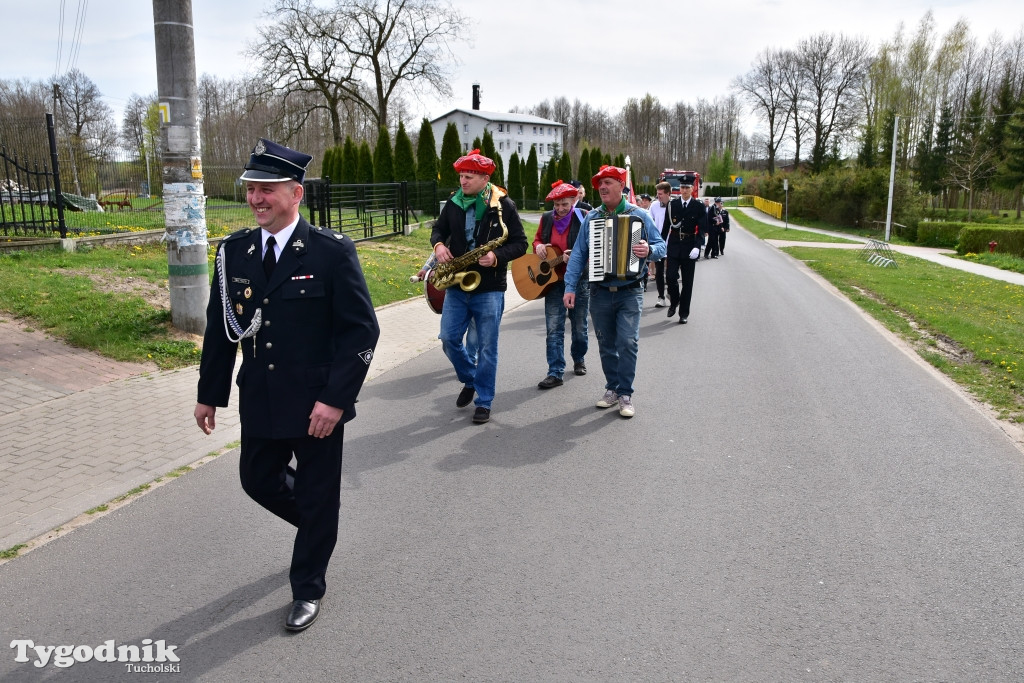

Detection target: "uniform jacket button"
[265, 342, 272, 349]
[268, 364, 275, 371]
[264, 320, 270, 326]
[263, 298, 270, 304]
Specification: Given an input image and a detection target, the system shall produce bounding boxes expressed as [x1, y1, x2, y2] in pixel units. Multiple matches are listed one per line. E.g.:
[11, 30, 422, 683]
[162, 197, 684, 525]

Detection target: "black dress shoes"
[667, 304, 677, 318]
[472, 407, 490, 424]
[285, 599, 320, 632]
[538, 375, 563, 389]
[679, 317, 688, 324]
[456, 386, 475, 408]
[573, 362, 587, 376]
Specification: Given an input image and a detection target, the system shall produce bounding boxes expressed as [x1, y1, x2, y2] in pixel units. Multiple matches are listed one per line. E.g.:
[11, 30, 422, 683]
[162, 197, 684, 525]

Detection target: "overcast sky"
[3, 0, 1023, 137]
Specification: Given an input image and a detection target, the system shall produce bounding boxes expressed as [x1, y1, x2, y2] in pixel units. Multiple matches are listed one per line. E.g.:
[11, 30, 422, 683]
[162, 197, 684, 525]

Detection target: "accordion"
[588, 214, 643, 282]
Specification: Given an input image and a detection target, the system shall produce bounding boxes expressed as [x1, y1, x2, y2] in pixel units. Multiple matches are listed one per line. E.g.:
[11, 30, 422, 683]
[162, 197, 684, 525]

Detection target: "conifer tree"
[507, 152, 522, 207]
[494, 155, 505, 188]
[557, 152, 572, 186]
[393, 121, 417, 182]
[342, 136, 359, 184]
[373, 126, 395, 183]
[481, 130, 496, 160]
[416, 118, 439, 182]
[542, 160, 559, 210]
[577, 148, 592, 204]
[322, 147, 336, 182]
[358, 141, 374, 184]
[525, 145, 540, 209]
[440, 122, 462, 188]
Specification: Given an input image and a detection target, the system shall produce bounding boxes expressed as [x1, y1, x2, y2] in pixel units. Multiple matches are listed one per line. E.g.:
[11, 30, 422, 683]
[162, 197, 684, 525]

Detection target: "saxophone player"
[431, 149, 528, 424]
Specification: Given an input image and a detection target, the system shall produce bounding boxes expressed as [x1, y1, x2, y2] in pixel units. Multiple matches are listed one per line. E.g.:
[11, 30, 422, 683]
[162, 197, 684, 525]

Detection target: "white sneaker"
[655, 297, 666, 308]
[596, 389, 618, 409]
[618, 395, 635, 418]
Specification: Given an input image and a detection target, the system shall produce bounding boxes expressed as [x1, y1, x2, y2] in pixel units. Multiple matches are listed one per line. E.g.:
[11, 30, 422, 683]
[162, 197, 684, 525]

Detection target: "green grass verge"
[785, 246, 1024, 422]
[0, 222, 537, 369]
[730, 211, 861, 244]
[955, 250, 1024, 276]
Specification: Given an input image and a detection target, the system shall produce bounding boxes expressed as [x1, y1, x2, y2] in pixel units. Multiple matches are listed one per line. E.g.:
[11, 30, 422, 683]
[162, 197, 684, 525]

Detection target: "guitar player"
[532, 180, 591, 389]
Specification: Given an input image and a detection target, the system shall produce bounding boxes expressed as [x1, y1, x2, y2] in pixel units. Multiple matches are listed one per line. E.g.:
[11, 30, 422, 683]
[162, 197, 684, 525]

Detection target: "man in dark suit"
[194, 139, 380, 632]
[665, 177, 708, 324]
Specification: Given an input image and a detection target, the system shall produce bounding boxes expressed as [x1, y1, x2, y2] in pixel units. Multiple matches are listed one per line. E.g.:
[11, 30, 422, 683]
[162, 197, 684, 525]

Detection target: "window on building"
[533, 126, 537, 134]
[498, 123, 504, 132]
[463, 123, 468, 133]
[499, 142, 504, 151]
[518, 125, 523, 134]
[464, 143, 469, 152]
[517, 142, 523, 153]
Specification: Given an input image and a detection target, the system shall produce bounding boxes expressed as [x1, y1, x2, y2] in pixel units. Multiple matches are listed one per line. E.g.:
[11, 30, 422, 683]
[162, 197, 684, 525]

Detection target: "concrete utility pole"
[153, 0, 208, 333]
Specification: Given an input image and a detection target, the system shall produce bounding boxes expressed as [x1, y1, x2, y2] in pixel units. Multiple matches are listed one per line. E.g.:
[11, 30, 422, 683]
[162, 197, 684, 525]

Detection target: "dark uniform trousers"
[198, 217, 379, 602]
[665, 198, 707, 319]
[240, 431, 343, 600]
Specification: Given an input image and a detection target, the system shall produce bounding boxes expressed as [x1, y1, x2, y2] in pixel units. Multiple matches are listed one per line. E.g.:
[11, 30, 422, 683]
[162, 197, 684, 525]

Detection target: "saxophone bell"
[453, 270, 481, 292]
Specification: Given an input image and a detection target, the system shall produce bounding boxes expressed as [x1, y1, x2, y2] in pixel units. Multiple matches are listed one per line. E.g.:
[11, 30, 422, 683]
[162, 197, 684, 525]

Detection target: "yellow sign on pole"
[191, 157, 203, 179]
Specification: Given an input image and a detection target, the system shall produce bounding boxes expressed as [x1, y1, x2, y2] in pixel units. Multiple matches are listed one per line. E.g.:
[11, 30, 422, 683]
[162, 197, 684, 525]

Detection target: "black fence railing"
[0, 114, 67, 238]
[305, 180, 438, 241]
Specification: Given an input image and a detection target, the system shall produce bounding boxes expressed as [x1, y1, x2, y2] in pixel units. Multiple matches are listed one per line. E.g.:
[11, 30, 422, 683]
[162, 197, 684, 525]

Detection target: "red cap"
[591, 165, 627, 190]
[545, 180, 577, 201]
[453, 148, 496, 175]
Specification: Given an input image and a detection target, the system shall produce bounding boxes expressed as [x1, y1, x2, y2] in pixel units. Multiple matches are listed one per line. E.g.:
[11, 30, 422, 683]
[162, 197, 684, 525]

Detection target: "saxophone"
[429, 187, 509, 292]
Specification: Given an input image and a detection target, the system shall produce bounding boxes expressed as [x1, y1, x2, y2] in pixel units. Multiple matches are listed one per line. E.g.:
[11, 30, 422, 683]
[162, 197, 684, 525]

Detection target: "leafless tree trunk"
[733, 48, 791, 174]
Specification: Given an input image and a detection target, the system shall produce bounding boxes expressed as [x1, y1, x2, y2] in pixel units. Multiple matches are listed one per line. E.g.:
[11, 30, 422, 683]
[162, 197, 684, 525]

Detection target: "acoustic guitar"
[511, 246, 563, 300]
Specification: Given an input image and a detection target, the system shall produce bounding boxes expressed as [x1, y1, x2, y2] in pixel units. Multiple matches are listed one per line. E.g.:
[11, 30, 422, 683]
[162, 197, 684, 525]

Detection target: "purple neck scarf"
[553, 211, 572, 235]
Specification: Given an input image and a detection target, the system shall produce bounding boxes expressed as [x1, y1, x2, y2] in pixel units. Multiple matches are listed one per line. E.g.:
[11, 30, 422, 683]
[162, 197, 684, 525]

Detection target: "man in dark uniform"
[665, 176, 708, 324]
[431, 149, 528, 424]
[194, 138, 380, 632]
[569, 179, 593, 211]
[714, 196, 730, 255]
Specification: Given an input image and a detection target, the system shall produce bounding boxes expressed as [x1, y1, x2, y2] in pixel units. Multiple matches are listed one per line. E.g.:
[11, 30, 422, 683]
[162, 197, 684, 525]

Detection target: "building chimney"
[472, 83, 481, 111]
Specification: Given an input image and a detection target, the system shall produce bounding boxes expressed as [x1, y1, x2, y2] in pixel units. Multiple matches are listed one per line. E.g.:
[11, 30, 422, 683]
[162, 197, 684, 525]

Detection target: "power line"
[54, 0, 66, 81]
[65, 0, 89, 75]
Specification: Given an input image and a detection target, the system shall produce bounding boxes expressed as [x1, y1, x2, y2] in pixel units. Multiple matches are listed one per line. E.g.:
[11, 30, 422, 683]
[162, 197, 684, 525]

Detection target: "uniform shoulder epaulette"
[220, 227, 253, 243]
[311, 225, 348, 243]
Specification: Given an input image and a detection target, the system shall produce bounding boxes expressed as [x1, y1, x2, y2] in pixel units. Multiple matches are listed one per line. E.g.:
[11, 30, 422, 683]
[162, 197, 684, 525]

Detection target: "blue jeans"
[439, 288, 505, 409]
[587, 284, 643, 397]
[544, 281, 589, 378]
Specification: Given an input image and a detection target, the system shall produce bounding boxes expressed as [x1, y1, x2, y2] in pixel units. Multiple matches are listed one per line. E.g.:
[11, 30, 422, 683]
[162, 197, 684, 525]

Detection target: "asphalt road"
[3, 226, 1024, 681]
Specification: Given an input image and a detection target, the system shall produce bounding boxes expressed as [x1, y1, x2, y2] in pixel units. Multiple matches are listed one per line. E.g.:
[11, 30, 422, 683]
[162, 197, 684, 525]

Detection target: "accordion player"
[588, 214, 644, 282]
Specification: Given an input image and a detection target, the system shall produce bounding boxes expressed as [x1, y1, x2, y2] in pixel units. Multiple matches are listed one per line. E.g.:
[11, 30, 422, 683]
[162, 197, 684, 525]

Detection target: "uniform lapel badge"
[246, 243, 256, 256]
[292, 239, 305, 249]
[235, 302, 244, 316]
[244, 287, 253, 299]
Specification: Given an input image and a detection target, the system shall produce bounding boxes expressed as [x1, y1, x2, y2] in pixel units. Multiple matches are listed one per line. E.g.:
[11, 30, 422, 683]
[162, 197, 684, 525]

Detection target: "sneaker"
[596, 389, 618, 409]
[573, 362, 587, 376]
[617, 395, 635, 418]
[456, 386, 475, 408]
[472, 407, 490, 424]
[538, 375, 563, 389]
[655, 297, 666, 308]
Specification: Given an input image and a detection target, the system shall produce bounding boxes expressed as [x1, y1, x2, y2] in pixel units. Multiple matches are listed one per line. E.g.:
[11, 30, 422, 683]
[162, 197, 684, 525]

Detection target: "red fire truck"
[657, 169, 702, 198]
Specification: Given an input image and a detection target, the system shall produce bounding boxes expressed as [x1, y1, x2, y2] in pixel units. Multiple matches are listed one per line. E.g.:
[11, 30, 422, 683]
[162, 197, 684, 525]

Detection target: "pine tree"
[472, 136, 482, 152]
[342, 136, 359, 184]
[358, 141, 374, 184]
[542, 159, 559, 210]
[858, 124, 876, 169]
[416, 118, 439, 182]
[525, 145, 539, 209]
[995, 97, 1024, 218]
[879, 110, 896, 169]
[481, 130, 496, 160]
[507, 151, 522, 207]
[373, 126, 395, 183]
[439, 122, 462, 189]
[393, 121, 416, 182]
[614, 153, 625, 168]
[913, 115, 937, 196]
[933, 102, 954, 209]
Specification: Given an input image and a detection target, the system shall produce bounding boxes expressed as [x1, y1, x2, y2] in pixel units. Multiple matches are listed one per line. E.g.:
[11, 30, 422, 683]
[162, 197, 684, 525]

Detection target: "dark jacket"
[197, 217, 380, 439]
[666, 197, 708, 257]
[431, 186, 528, 293]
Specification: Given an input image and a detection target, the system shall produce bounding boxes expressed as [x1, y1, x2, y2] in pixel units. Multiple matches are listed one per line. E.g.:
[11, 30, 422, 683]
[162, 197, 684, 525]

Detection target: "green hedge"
[916, 221, 964, 248]
[958, 225, 1024, 256]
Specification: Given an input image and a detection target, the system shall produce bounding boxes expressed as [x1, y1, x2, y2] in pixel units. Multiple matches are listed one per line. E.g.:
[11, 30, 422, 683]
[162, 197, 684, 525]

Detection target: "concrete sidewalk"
[738, 207, 1024, 287]
[0, 286, 532, 552]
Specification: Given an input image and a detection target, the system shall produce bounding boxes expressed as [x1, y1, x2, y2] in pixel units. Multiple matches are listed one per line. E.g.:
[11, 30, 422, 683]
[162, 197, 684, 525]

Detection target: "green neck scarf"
[599, 196, 628, 216]
[451, 183, 490, 222]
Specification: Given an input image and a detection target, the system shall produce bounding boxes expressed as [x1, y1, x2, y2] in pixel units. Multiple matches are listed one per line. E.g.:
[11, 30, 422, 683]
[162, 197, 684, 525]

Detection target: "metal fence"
[1, 114, 440, 240]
